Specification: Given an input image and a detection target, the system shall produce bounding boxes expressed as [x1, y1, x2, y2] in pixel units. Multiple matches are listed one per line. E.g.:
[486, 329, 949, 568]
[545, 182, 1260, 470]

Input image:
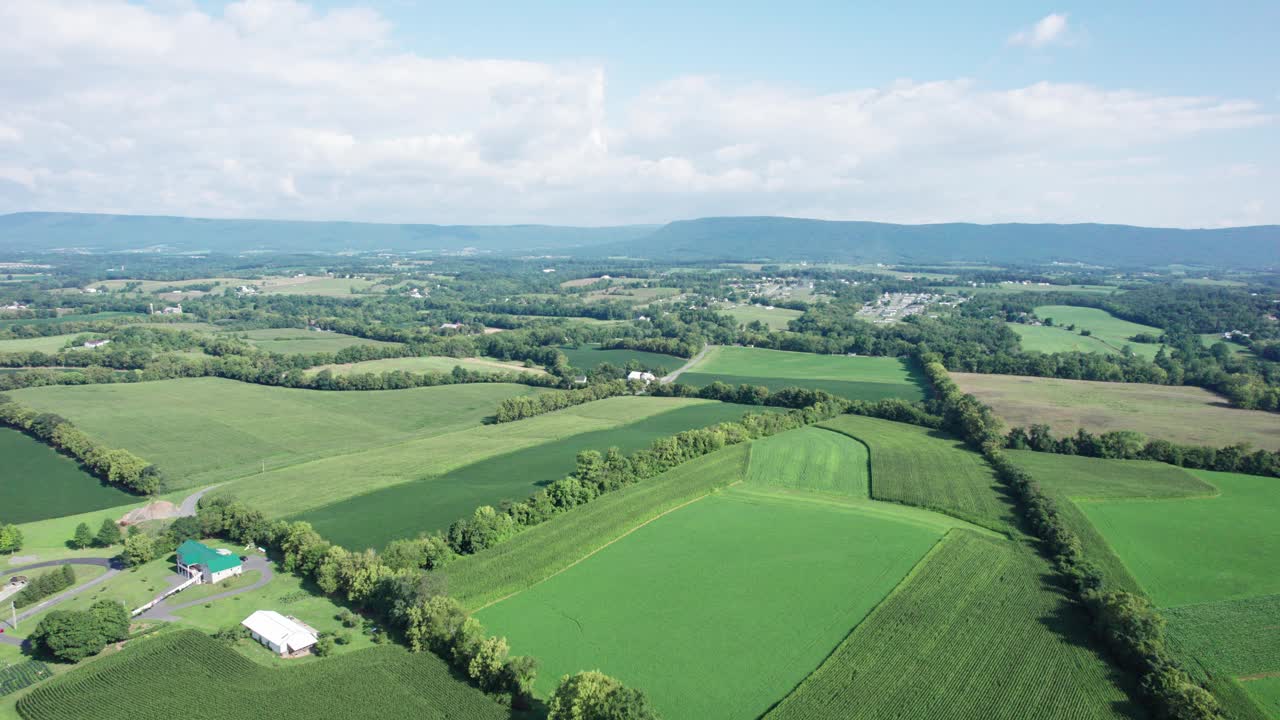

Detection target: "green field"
[478, 488, 942, 720]
[0, 335, 84, 354]
[15, 631, 508, 720]
[294, 400, 763, 549]
[10, 379, 547, 489]
[953, 372, 1280, 451]
[1005, 451, 1216, 501]
[234, 328, 402, 354]
[0, 312, 143, 329]
[1243, 678, 1280, 719]
[0, 428, 138, 524]
[721, 304, 803, 330]
[821, 414, 1017, 534]
[1021, 305, 1164, 359]
[1080, 470, 1280, 606]
[678, 346, 929, 402]
[767, 530, 1141, 720]
[1165, 594, 1280, 678]
[306, 355, 543, 376]
[558, 344, 684, 373]
[744, 427, 868, 495]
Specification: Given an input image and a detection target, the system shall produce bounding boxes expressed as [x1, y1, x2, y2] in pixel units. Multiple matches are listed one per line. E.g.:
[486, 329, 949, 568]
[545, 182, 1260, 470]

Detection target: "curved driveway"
[138, 556, 273, 622]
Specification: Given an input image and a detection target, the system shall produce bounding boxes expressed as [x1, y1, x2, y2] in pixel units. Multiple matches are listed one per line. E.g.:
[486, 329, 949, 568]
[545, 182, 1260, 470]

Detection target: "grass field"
[745, 427, 868, 496]
[14, 630, 509, 720]
[1024, 306, 1164, 359]
[10, 379, 546, 489]
[820, 414, 1017, 534]
[558, 344, 684, 372]
[478, 488, 943, 720]
[721, 304, 803, 330]
[1009, 323, 1126, 355]
[1080, 470, 1280, 607]
[1243, 678, 1280, 719]
[768, 530, 1141, 720]
[678, 346, 929, 402]
[1005, 451, 1217, 501]
[234, 328, 401, 354]
[1165, 594, 1280, 679]
[0, 335, 85, 354]
[305, 355, 543, 376]
[0, 428, 138, 524]
[0, 312, 142, 329]
[294, 400, 763, 549]
[952, 372, 1280, 451]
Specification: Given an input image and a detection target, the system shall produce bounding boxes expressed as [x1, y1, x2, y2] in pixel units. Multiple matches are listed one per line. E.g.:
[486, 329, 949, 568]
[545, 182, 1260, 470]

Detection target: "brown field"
[953, 372, 1280, 451]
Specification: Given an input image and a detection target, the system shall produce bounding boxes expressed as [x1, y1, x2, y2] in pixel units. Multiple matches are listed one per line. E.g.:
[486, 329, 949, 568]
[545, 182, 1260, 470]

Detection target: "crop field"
[1008, 323, 1126, 355]
[233, 328, 401, 354]
[16, 631, 508, 720]
[1021, 306, 1164, 359]
[745, 427, 868, 496]
[305, 355, 543, 376]
[820, 414, 1017, 534]
[677, 346, 929, 402]
[0, 335, 85, 353]
[478, 488, 943, 720]
[0, 662, 50, 699]
[767, 531, 1141, 720]
[0, 428, 138, 524]
[952, 372, 1280, 451]
[721, 304, 803, 330]
[558, 343, 684, 372]
[10, 378, 546, 488]
[295, 400, 764, 549]
[1165, 594, 1280, 678]
[1243, 678, 1280, 718]
[1080, 470, 1280, 606]
[1005, 451, 1216, 500]
[0, 312, 143, 329]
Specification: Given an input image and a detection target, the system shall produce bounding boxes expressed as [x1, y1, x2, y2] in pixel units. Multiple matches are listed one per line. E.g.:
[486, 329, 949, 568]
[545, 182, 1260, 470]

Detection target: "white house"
[440, 322, 464, 330]
[83, 338, 111, 349]
[627, 371, 657, 383]
[241, 610, 319, 656]
[176, 540, 243, 584]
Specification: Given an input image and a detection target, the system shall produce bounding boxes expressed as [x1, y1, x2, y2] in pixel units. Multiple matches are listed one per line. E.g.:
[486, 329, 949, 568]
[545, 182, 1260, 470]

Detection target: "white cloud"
[0, 0, 1274, 227]
[1009, 13, 1071, 48]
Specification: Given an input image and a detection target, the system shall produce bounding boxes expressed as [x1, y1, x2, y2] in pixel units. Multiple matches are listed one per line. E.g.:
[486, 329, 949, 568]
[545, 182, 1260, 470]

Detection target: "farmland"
[295, 399, 763, 549]
[820, 414, 1017, 534]
[477, 488, 943, 720]
[677, 346, 930, 402]
[1004, 450, 1217, 501]
[1080, 470, 1280, 606]
[0, 312, 143, 329]
[558, 343, 685, 372]
[0, 335, 84, 353]
[305, 355, 543, 376]
[1244, 678, 1280, 718]
[15, 631, 509, 720]
[952, 372, 1280, 451]
[744, 427, 868, 496]
[233, 328, 401, 354]
[0, 428, 137, 524]
[721, 304, 803, 330]
[767, 531, 1140, 720]
[1165, 594, 1280, 678]
[10, 378, 546, 488]
[1019, 305, 1164, 359]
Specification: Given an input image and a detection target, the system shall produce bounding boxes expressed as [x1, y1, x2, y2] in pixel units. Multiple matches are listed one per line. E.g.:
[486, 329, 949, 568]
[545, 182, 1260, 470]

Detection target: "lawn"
[305, 355, 543, 376]
[294, 400, 764, 550]
[820, 414, 1017, 535]
[234, 328, 401, 354]
[721, 304, 803, 330]
[0, 428, 138, 524]
[10, 379, 547, 489]
[767, 530, 1141, 720]
[952, 373, 1280, 451]
[558, 344, 684, 373]
[1080, 470, 1280, 606]
[15, 630, 510, 720]
[744, 426, 868, 496]
[1027, 305, 1164, 359]
[677, 346, 929, 402]
[477, 488, 943, 720]
[0, 335, 83, 354]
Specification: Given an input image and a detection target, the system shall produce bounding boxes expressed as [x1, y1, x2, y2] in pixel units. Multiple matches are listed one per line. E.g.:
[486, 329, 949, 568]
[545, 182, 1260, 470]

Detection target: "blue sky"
[1, 1, 1276, 227]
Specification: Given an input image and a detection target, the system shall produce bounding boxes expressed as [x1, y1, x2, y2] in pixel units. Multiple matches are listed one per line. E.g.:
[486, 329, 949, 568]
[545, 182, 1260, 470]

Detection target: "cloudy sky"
[1, 0, 1276, 227]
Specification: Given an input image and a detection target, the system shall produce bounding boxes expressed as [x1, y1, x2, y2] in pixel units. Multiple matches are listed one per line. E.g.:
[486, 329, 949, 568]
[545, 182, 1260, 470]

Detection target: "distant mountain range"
[2, 212, 1277, 268]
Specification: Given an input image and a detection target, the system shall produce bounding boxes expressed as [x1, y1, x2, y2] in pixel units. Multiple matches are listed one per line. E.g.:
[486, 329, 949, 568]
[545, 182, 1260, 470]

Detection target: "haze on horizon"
[0, 0, 1276, 229]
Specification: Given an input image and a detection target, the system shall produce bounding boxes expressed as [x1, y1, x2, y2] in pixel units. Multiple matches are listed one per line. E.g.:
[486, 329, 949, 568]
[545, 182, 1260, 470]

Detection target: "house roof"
[176, 539, 242, 573]
[241, 610, 318, 651]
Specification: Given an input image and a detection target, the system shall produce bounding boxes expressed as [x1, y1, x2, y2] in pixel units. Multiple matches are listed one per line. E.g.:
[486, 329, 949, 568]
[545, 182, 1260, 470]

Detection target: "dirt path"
[661, 344, 714, 384]
[120, 483, 222, 525]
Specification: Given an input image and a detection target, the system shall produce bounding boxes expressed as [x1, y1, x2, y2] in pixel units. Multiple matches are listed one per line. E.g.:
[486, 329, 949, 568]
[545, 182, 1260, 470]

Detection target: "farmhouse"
[627, 371, 657, 383]
[176, 539, 243, 585]
[241, 610, 319, 656]
[439, 322, 464, 330]
[83, 338, 111, 349]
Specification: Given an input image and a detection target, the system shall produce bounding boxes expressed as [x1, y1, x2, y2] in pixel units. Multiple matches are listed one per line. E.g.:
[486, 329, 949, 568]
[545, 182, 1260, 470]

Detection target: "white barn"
[241, 610, 319, 656]
[627, 371, 657, 383]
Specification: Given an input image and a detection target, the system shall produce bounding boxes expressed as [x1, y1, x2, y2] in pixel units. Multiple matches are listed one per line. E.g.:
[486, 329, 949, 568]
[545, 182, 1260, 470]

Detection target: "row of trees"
[0, 395, 161, 494]
[923, 357, 1224, 720]
[494, 380, 632, 423]
[1007, 425, 1280, 478]
[599, 336, 699, 359]
[12, 566, 76, 609]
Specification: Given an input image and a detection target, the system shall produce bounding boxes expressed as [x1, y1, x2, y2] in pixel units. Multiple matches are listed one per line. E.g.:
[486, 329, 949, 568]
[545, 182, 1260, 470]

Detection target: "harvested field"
[952, 372, 1280, 451]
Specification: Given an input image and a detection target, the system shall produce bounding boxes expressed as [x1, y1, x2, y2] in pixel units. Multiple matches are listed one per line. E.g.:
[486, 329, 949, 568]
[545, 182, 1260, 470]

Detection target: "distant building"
[83, 338, 111, 349]
[440, 322, 464, 330]
[82, 287, 99, 294]
[241, 611, 319, 656]
[176, 539, 243, 585]
[627, 371, 657, 383]
[159, 303, 183, 315]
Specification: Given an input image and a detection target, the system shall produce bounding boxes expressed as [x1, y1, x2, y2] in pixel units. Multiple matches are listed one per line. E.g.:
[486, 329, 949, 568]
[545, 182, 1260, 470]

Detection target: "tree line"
[0, 395, 162, 494]
[1007, 425, 1280, 478]
[922, 355, 1226, 720]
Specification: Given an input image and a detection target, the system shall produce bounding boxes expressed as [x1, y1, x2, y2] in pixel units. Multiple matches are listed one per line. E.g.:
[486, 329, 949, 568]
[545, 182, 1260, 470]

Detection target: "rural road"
[661, 345, 714, 384]
[178, 484, 222, 516]
[138, 555, 273, 622]
[0, 558, 122, 645]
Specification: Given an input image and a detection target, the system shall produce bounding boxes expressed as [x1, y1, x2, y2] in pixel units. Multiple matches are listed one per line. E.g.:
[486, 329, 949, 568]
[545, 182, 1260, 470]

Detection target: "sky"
[0, 0, 1277, 228]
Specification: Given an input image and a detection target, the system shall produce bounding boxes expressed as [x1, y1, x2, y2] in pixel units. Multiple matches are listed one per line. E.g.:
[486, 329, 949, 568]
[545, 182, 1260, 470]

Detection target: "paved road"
[661, 344, 713, 384]
[178, 484, 223, 517]
[0, 560, 122, 646]
[138, 556, 273, 622]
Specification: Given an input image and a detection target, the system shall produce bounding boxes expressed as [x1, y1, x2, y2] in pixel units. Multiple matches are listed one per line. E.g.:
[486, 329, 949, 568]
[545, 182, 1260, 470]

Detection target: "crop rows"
[18, 630, 507, 720]
[1164, 593, 1280, 678]
[0, 661, 51, 698]
[820, 414, 1018, 534]
[744, 427, 869, 496]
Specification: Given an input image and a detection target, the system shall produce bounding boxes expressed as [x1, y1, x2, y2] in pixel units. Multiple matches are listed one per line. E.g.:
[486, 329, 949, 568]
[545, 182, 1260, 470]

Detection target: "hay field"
[678, 346, 929, 402]
[235, 328, 401, 354]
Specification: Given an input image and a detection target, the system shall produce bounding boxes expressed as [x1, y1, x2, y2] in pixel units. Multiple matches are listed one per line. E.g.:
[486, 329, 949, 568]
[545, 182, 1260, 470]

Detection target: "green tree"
[71, 522, 94, 549]
[88, 600, 130, 643]
[28, 610, 107, 662]
[0, 524, 23, 554]
[548, 671, 659, 720]
[121, 533, 156, 567]
[94, 518, 120, 548]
